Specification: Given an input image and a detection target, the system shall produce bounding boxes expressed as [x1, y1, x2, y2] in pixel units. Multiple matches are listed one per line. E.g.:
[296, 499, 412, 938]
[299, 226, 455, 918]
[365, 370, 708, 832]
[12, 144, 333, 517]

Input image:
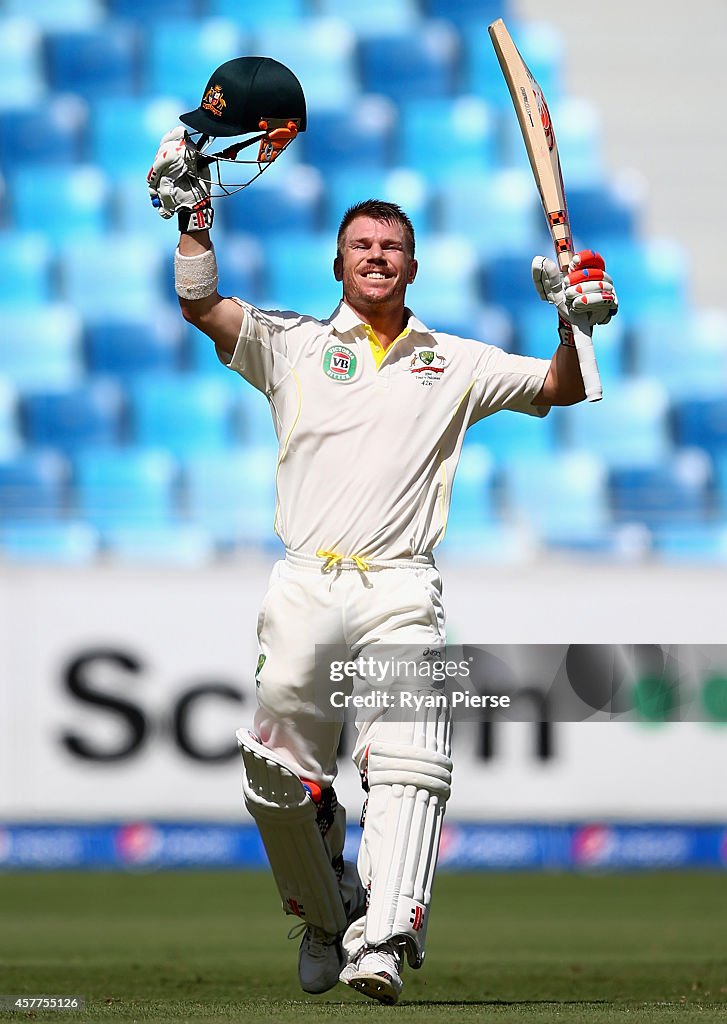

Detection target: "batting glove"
[147, 126, 213, 232]
[532, 250, 618, 345]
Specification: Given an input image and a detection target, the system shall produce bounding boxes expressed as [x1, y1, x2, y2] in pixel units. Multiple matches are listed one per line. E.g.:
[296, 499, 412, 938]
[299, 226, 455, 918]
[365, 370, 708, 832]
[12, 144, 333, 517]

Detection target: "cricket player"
[148, 96, 617, 1003]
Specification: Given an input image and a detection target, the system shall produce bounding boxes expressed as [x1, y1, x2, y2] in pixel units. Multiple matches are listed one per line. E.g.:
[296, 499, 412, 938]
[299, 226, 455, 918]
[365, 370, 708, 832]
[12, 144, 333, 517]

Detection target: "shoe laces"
[287, 922, 338, 959]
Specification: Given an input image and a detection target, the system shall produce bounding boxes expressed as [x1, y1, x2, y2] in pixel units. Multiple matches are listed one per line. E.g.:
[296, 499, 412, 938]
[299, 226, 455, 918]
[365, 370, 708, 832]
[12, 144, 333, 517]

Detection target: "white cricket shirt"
[223, 299, 550, 560]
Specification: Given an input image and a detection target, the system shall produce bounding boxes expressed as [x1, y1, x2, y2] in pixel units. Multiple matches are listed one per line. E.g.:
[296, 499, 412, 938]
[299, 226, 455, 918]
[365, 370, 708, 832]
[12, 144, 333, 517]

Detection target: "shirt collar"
[326, 301, 433, 340]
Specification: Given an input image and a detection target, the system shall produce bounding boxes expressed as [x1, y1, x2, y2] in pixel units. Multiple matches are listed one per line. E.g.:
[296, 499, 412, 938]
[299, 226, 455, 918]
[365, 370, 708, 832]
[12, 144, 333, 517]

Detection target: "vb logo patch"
[323, 344, 357, 382]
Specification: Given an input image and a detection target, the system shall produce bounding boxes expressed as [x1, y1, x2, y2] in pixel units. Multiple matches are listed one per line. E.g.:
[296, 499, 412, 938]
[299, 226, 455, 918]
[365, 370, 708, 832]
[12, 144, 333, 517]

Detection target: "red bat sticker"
[527, 70, 555, 151]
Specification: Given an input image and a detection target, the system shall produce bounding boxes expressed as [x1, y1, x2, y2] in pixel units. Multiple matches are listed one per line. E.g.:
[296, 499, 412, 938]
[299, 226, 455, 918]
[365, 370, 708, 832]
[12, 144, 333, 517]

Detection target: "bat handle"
[572, 321, 602, 403]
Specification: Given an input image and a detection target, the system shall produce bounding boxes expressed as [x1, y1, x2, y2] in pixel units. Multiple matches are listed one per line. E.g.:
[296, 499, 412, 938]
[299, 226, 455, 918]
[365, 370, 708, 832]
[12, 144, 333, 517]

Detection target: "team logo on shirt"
[323, 344, 357, 382]
[409, 349, 447, 386]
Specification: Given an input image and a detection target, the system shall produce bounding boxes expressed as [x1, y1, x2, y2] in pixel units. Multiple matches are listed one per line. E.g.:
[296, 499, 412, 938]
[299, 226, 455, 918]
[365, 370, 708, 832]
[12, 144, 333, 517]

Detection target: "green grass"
[1, 871, 726, 1022]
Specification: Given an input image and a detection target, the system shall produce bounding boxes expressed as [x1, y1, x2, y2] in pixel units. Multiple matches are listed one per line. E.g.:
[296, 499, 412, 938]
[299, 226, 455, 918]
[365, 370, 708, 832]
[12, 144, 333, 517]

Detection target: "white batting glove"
[147, 126, 213, 232]
[532, 249, 618, 345]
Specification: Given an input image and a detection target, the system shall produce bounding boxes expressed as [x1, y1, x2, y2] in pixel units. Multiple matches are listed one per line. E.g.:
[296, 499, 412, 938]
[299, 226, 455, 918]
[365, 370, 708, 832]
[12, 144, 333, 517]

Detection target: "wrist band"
[178, 203, 214, 233]
[174, 245, 218, 300]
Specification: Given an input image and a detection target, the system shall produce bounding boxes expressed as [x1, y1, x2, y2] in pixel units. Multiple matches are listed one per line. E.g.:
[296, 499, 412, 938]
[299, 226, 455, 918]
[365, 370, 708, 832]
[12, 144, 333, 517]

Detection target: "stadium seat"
[236, 388, 278, 448]
[85, 308, 184, 379]
[0, 96, 88, 166]
[206, 0, 306, 27]
[594, 238, 688, 328]
[502, 450, 609, 544]
[0, 380, 20, 459]
[0, 17, 45, 109]
[261, 232, 342, 318]
[323, 168, 432, 239]
[45, 25, 140, 98]
[652, 525, 727, 564]
[609, 449, 712, 532]
[183, 448, 277, 546]
[3, 0, 103, 30]
[21, 380, 125, 453]
[0, 233, 54, 308]
[516, 304, 625, 382]
[128, 375, 237, 456]
[58, 234, 165, 318]
[479, 246, 546, 315]
[90, 96, 187, 181]
[74, 447, 178, 531]
[563, 378, 671, 469]
[444, 442, 498, 549]
[429, 303, 515, 351]
[9, 165, 111, 240]
[399, 96, 497, 185]
[357, 22, 461, 103]
[221, 165, 324, 237]
[317, 0, 419, 35]
[632, 310, 727, 399]
[468, 405, 558, 466]
[406, 234, 479, 327]
[674, 396, 727, 457]
[566, 175, 641, 244]
[0, 450, 69, 521]
[301, 96, 397, 173]
[423, 0, 505, 28]
[144, 19, 245, 106]
[110, 0, 199, 19]
[713, 453, 727, 515]
[0, 520, 98, 564]
[501, 97, 602, 186]
[1, 305, 83, 391]
[255, 19, 358, 112]
[101, 523, 215, 565]
[440, 169, 543, 261]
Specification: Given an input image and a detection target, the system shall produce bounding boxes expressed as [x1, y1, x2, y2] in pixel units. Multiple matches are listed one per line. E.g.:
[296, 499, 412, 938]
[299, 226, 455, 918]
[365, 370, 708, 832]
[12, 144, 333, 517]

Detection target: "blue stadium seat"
[262, 232, 342, 318]
[102, 524, 214, 564]
[90, 96, 186, 181]
[632, 310, 727, 399]
[652, 526, 727, 564]
[22, 380, 125, 453]
[9, 165, 111, 239]
[592, 238, 688, 328]
[45, 25, 140, 98]
[503, 97, 602, 186]
[183, 447, 277, 547]
[503, 451, 609, 543]
[0, 451, 68, 521]
[236, 389, 278, 448]
[1, 305, 83, 391]
[3, 0, 103, 30]
[406, 234, 479, 327]
[428, 303, 515, 350]
[358, 22, 461, 103]
[323, 168, 432, 239]
[610, 449, 712, 532]
[221, 166, 324, 237]
[0, 18, 44, 108]
[110, 0, 199, 19]
[59, 234, 165, 318]
[566, 176, 641, 244]
[0, 380, 20, 458]
[479, 245, 546, 315]
[713, 453, 727, 514]
[517, 304, 625, 382]
[128, 375, 236, 456]
[563, 379, 671, 469]
[444, 442, 498, 549]
[317, 0, 419, 35]
[468, 405, 558, 466]
[465, 18, 563, 111]
[145, 19, 245, 106]
[85, 308, 184, 379]
[674, 396, 727, 457]
[255, 19, 358, 112]
[0, 96, 88, 166]
[74, 447, 178, 531]
[301, 96, 397, 173]
[400, 96, 497, 185]
[206, 0, 306, 27]
[0, 233, 53, 308]
[0, 521, 98, 564]
[424, 0, 505, 28]
[440, 169, 543, 261]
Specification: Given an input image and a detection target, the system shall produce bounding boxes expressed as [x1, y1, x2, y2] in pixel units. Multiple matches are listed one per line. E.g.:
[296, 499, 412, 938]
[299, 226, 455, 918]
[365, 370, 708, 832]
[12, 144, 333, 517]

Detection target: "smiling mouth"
[362, 271, 390, 280]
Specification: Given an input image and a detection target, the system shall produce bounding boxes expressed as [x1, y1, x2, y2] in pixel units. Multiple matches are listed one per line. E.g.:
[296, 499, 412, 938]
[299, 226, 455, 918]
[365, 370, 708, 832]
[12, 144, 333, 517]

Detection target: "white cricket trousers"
[252, 550, 448, 787]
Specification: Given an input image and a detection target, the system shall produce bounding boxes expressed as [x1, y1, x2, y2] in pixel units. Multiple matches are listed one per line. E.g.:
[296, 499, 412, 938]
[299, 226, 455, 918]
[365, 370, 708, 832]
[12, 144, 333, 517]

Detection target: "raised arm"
[147, 127, 243, 357]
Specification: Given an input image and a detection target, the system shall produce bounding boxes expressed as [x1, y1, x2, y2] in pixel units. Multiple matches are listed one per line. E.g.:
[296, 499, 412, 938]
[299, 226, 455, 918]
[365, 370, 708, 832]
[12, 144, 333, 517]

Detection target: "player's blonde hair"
[336, 200, 416, 259]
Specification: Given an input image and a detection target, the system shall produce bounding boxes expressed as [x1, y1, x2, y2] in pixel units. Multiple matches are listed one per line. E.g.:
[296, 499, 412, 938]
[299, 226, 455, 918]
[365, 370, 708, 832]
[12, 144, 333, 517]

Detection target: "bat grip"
[572, 322, 602, 403]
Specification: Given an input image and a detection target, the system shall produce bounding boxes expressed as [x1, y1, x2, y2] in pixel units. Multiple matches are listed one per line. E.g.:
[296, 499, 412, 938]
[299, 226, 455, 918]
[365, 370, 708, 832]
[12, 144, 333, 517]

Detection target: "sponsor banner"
[1, 822, 725, 871]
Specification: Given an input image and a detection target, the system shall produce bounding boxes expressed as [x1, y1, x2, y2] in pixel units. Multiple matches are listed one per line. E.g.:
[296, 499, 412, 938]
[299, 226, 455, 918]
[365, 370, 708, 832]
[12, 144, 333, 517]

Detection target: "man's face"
[335, 216, 417, 314]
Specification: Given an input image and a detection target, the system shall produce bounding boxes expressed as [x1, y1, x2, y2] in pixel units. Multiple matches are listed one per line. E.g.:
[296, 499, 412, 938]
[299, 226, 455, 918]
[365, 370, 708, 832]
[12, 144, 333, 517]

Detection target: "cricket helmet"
[180, 56, 307, 139]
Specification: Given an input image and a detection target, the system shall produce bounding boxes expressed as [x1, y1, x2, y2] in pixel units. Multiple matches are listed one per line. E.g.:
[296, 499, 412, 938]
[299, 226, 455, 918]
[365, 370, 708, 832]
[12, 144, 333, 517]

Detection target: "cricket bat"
[488, 18, 602, 402]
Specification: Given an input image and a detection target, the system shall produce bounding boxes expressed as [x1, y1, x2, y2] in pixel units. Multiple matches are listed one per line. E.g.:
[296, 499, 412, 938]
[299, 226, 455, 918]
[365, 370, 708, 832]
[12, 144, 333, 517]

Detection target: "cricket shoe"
[290, 923, 344, 994]
[339, 942, 404, 1005]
